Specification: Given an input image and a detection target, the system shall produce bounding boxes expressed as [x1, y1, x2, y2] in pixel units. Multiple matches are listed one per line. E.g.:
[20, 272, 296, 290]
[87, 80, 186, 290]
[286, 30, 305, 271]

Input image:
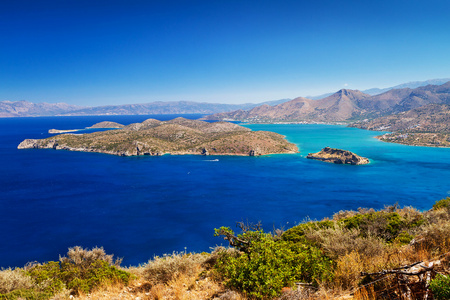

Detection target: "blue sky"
[1, 0, 450, 106]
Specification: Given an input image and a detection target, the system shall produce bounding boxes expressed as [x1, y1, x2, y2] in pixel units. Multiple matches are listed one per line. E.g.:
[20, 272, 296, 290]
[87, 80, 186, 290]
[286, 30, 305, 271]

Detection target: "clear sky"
[1, 0, 450, 106]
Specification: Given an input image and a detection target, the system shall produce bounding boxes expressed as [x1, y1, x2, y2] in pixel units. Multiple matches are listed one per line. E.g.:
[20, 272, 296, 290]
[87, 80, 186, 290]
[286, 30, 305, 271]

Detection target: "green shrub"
[0, 247, 133, 300]
[433, 197, 450, 211]
[429, 274, 450, 300]
[59, 259, 132, 295]
[0, 289, 53, 300]
[214, 229, 333, 299]
[26, 261, 65, 295]
[281, 220, 334, 244]
[340, 211, 416, 242]
[392, 231, 414, 245]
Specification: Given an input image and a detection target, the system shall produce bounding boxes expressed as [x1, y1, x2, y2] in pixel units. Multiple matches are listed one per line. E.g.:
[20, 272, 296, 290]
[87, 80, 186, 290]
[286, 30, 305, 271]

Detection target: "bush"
[0, 268, 33, 294]
[429, 274, 450, 300]
[414, 220, 450, 252]
[0, 247, 133, 299]
[303, 225, 387, 259]
[281, 220, 334, 244]
[433, 197, 450, 211]
[334, 251, 363, 289]
[60, 245, 122, 267]
[143, 252, 207, 285]
[214, 229, 333, 299]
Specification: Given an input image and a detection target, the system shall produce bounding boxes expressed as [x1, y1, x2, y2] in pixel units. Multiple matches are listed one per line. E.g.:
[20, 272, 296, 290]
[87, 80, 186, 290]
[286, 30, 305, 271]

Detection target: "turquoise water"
[0, 116, 449, 267]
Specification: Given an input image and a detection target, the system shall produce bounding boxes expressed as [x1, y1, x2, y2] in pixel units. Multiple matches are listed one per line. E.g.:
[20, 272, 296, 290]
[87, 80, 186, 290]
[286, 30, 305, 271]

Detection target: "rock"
[17, 139, 39, 149]
[17, 139, 58, 149]
[248, 148, 261, 156]
[201, 148, 209, 155]
[306, 147, 369, 165]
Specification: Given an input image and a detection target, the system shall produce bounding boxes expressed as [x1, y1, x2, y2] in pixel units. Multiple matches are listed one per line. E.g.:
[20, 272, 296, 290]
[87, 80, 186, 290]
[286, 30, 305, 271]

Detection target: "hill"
[18, 118, 298, 156]
[350, 104, 450, 147]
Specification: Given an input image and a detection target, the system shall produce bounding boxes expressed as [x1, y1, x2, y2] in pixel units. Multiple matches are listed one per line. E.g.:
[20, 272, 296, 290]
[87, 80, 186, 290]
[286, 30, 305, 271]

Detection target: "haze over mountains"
[0, 101, 84, 118]
[0, 100, 295, 118]
[1, 78, 448, 118]
[205, 81, 450, 123]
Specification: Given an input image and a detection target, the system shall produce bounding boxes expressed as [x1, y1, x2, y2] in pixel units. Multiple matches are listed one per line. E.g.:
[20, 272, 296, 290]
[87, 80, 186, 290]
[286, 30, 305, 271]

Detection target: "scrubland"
[2, 197, 450, 300]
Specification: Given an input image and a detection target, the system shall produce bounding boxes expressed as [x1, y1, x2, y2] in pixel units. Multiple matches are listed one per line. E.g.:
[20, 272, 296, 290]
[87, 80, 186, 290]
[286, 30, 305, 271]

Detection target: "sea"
[1, 114, 449, 268]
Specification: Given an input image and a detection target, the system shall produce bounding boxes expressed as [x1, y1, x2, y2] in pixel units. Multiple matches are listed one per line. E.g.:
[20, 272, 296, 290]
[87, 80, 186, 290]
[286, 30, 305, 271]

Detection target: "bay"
[0, 115, 449, 267]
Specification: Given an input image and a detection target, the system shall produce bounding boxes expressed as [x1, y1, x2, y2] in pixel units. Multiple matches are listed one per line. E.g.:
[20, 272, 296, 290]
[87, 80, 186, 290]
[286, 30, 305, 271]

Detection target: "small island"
[306, 147, 369, 165]
[18, 117, 298, 157]
[87, 121, 125, 129]
[48, 121, 125, 134]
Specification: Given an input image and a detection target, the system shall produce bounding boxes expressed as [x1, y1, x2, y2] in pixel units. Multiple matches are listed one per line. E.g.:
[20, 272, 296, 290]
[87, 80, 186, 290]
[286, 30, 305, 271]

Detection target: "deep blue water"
[1, 115, 449, 268]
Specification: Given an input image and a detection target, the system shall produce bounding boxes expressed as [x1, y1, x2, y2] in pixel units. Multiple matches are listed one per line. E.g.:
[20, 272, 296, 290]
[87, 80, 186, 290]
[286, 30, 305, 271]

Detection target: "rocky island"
[306, 147, 369, 165]
[18, 118, 298, 156]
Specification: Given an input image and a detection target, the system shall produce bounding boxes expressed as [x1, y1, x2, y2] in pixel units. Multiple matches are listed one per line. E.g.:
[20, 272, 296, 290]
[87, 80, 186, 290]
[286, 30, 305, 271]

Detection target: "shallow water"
[1, 116, 449, 267]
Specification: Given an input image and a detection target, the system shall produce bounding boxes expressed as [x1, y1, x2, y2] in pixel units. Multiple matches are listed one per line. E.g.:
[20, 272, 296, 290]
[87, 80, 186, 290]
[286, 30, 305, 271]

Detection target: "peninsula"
[306, 147, 370, 165]
[350, 104, 450, 147]
[18, 118, 298, 156]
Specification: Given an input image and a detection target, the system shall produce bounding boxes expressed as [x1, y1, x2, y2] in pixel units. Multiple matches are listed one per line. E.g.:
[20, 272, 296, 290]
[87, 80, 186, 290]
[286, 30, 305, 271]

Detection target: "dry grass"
[304, 224, 387, 259]
[143, 252, 208, 285]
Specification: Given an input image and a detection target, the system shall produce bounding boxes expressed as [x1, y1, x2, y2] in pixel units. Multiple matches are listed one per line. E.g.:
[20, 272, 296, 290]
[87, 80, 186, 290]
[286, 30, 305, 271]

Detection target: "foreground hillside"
[2, 197, 450, 300]
[17, 118, 298, 156]
[350, 104, 450, 147]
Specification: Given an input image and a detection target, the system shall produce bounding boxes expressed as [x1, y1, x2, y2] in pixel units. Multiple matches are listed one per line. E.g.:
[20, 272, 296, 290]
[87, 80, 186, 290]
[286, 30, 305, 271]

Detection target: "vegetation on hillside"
[18, 118, 298, 156]
[2, 197, 450, 299]
[350, 104, 450, 147]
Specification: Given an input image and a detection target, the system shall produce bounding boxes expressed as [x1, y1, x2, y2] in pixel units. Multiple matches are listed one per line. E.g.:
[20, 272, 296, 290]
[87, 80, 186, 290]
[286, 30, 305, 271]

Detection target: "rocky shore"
[306, 147, 369, 165]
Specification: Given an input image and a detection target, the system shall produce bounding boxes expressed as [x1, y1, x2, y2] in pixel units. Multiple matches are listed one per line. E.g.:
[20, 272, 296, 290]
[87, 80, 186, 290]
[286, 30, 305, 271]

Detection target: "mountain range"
[204, 81, 450, 123]
[307, 78, 450, 100]
[0, 101, 84, 118]
[0, 99, 295, 118]
[2, 78, 449, 118]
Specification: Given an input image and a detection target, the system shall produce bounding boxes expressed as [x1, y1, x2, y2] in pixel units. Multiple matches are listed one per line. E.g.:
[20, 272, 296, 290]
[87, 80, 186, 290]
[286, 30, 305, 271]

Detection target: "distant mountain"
[0, 99, 291, 118]
[204, 81, 450, 123]
[204, 89, 371, 122]
[362, 78, 450, 96]
[61, 101, 265, 116]
[307, 78, 450, 99]
[0, 100, 83, 117]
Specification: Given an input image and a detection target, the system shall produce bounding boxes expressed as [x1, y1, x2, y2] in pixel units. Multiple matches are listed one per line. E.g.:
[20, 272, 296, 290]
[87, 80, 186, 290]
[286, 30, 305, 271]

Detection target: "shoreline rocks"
[306, 147, 369, 165]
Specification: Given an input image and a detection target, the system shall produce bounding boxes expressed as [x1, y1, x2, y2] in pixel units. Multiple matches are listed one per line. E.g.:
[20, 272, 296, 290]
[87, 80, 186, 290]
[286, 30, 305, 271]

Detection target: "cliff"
[18, 118, 298, 156]
[306, 147, 369, 165]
